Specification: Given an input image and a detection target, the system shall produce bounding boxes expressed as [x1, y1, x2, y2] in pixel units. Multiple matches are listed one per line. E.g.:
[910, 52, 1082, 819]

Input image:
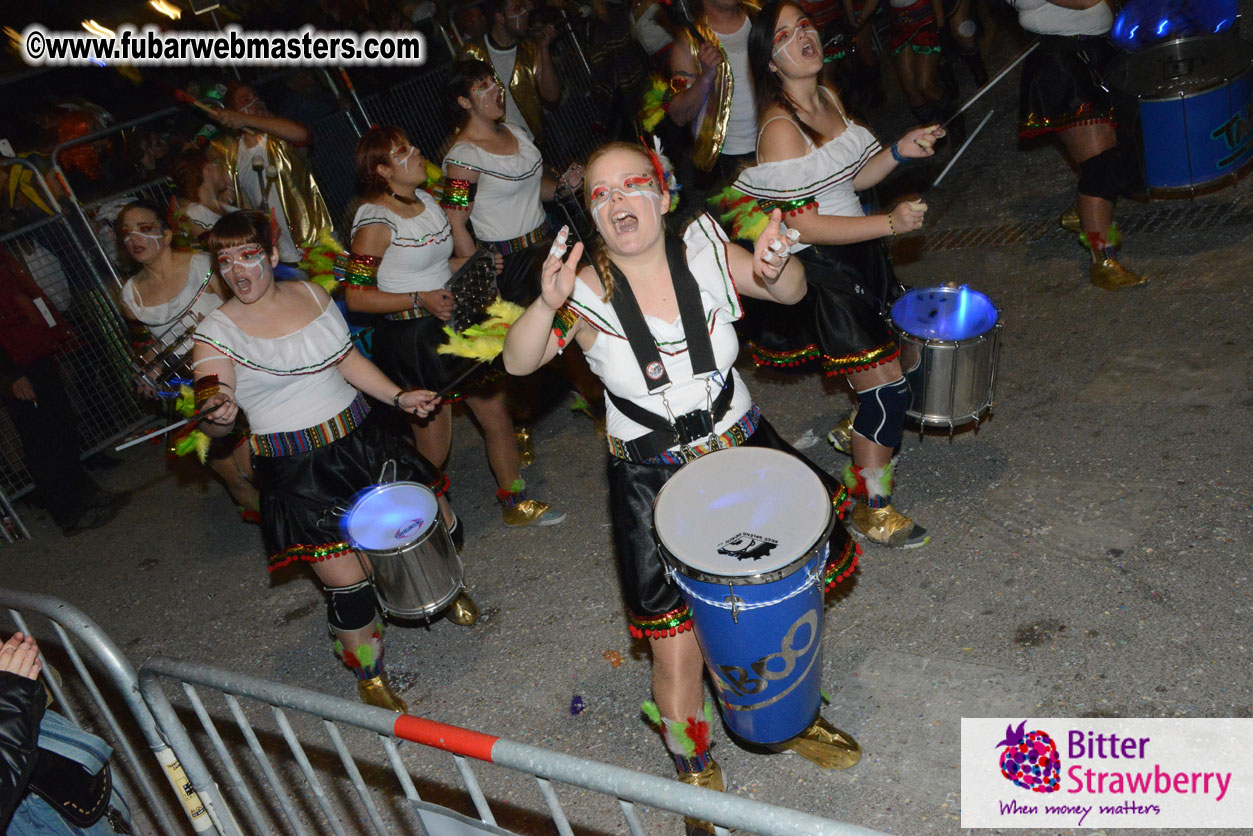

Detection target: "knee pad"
[1078, 147, 1124, 202]
[852, 377, 910, 449]
[326, 580, 377, 632]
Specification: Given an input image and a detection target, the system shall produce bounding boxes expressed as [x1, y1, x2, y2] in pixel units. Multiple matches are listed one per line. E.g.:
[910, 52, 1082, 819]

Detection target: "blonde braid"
[594, 242, 615, 302]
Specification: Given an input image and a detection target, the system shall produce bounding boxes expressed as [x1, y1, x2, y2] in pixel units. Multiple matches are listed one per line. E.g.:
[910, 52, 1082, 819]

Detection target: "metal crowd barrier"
[0, 588, 217, 835]
[138, 656, 888, 836]
[0, 158, 148, 526]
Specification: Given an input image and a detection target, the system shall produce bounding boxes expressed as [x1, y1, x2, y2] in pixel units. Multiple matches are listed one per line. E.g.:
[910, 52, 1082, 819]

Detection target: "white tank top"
[1010, 0, 1112, 36]
[351, 191, 454, 294]
[122, 252, 221, 343]
[193, 282, 357, 434]
[444, 123, 547, 242]
[719, 17, 758, 157]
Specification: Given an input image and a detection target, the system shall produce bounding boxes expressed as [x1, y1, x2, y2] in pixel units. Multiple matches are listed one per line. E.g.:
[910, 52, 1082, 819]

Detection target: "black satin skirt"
[1019, 35, 1116, 138]
[252, 409, 443, 571]
[608, 415, 854, 628]
[494, 239, 550, 307]
[370, 315, 490, 395]
[741, 240, 901, 376]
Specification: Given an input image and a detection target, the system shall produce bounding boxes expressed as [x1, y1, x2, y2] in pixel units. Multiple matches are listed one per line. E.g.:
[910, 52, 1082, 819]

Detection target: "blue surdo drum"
[340, 481, 465, 620]
[891, 285, 1001, 431]
[652, 447, 835, 745]
[1107, 36, 1253, 195]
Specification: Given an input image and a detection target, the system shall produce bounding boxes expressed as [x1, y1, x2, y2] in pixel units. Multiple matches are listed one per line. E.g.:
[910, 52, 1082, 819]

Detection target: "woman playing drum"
[439, 59, 584, 527]
[191, 210, 474, 713]
[344, 125, 529, 546]
[733, 0, 943, 549]
[503, 143, 860, 829]
[115, 201, 259, 523]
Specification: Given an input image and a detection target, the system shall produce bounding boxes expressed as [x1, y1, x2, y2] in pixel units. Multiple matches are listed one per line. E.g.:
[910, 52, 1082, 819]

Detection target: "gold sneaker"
[1090, 258, 1148, 291]
[677, 759, 724, 836]
[358, 673, 408, 714]
[1059, 206, 1081, 234]
[780, 716, 862, 770]
[446, 592, 479, 627]
[849, 502, 930, 549]
[502, 498, 567, 527]
[826, 409, 856, 455]
[515, 427, 534, 467]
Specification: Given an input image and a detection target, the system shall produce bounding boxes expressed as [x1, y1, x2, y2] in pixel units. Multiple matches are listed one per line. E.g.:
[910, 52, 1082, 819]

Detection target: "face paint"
[121, 222, 164, 242]
[589, 173, 664, 240]
[471, 79, 502, 109]
[389, 145, 416, 171]
[771, 16, 817, 66]
[216, 245, 266, 275]
[506, 1, 531, 30]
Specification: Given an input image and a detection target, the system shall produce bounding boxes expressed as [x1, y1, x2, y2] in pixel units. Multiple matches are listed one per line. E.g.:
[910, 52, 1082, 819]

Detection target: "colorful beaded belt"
[384, 306, 430, 321]
[608, 405, 762, 465]
[249, 393, 370, 457]
[492, 222, 551, 256]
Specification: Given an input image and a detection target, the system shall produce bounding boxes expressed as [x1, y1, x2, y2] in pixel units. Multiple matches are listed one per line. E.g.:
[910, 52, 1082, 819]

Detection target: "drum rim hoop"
[891, 287, 1000, 342]
[894, 319, 1003, 347]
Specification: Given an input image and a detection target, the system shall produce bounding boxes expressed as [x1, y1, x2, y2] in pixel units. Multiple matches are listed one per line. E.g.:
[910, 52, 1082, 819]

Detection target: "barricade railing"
[139, 656, 890, 836]
[0, 158, 148, 520]
[0, 588, 218, 835]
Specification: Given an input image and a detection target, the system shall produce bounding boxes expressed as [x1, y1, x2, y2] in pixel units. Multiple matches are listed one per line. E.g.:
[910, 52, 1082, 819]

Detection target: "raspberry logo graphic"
[996, 720, 1061, 793]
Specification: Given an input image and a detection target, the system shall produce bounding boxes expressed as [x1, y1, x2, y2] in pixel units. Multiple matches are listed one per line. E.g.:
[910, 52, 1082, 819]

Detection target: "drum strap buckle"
[725, 584, 744, 624]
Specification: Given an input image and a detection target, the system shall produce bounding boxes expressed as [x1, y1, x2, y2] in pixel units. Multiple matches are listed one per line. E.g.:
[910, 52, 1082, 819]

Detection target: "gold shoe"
[826, 410, 856, 455]
[1059, 206, 1081, 234]
[1090, 258, 1148, 291]
[515, 427, 534, 468]
[358, 673, 408, 713]
[780, 716, 861, 770]
[677, 759, 724, 835]
[502, 498, 567, 527]
[850, 502, 930, 549]
[446, 591, 479, 627]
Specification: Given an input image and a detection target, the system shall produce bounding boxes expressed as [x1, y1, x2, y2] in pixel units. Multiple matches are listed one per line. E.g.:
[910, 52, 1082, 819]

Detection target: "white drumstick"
[943, 40, 1038, 128]
[932, 109, 996, 188]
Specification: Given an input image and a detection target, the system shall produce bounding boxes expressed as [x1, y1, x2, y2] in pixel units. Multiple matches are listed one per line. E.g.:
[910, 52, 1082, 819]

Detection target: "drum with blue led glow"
[891, 285, 1001, 431]
[652, 447, 835, 745]
[340, 481, 464, 620]
[1107, 36, 1253, 195]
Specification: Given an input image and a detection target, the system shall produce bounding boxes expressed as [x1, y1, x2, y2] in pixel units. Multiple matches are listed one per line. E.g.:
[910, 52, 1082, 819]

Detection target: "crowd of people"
[2, 0, 1159, 831]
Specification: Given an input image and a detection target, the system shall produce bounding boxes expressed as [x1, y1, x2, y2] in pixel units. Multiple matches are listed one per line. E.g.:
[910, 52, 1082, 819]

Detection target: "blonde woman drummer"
[192, 211, 475, 714]
[503, 143, 860, 831]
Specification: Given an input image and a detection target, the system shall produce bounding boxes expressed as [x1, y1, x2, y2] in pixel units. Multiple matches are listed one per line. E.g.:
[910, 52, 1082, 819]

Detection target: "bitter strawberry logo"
[996, 720, 1061, 793]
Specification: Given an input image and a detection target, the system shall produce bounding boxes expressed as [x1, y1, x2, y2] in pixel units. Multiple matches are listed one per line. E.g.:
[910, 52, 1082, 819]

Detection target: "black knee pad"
[1078, 147, 1124, 202]
[326, 580, 377, 632]
[852, 377, 911, 450]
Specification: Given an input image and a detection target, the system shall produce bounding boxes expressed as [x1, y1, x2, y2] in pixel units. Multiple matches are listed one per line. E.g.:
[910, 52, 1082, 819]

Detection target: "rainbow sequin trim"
[628, 605, 694, 639]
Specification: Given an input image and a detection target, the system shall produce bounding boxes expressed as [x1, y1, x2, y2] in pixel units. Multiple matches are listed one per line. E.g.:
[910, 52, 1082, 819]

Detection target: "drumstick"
[113, 403, 223, 451]
[942, 40, 1038, 129]
[433, 361, 487, 401]
[931, 109, 996, 188]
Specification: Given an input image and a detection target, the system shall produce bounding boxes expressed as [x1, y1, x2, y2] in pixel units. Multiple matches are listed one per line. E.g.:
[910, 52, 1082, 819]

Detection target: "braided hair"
[747, 0, 826, 146]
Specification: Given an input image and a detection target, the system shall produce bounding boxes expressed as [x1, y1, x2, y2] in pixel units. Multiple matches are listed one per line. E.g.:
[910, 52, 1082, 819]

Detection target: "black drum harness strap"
[603, 236, 734, 463]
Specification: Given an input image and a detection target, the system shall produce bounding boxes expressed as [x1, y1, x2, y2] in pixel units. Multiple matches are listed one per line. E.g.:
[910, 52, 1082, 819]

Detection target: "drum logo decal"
[395, 517, 426, 539]
[716, 532, 778, 561]
[645, 361, 665, 380]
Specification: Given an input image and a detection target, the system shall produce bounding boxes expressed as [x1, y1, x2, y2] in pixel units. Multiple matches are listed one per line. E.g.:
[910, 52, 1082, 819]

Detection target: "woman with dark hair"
[504, 143, 861, 830]
[169, 147, 238, 250]
[192, 210, 474, 713]
[115, 200, 259, 521]
[733, 0, 944, 549]
[343, 126, 546, 531]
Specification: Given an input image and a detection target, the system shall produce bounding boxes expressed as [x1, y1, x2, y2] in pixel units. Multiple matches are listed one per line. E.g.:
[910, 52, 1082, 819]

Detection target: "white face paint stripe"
[126, 231, 165, 242]
[771, 22, 817, 66]
[591, 189, 663, 237]
[391, 147, 416, 171]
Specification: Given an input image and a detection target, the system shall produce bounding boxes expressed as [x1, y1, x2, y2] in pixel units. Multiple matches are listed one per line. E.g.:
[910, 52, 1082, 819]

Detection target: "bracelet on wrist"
[393, 390, 404, 410]
[886, 214, 897, 237]
[410, 291, 422, 312]
[890, 141, 909, 164]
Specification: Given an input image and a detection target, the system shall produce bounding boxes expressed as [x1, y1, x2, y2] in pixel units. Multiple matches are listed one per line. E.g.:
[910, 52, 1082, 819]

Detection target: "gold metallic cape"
[679, 19, 733, 172]
[459, 38, 547, 141]
[223, 136, 334, 251]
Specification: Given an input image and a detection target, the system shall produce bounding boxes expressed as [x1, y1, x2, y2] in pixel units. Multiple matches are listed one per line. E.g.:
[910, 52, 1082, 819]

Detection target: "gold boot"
[780, 716, 861, 769]
[446, 591, 479, 627]
[358, 673, 408, 714]
[1090, 257, 1147, 291]
[501, 498, 567, 527]
[850, 502, 930, 549]
[826, 409, 856, 455]
[677, 759, 724, 836]
[515, 427, 534, 467]
[1059, 205, 1081, 234]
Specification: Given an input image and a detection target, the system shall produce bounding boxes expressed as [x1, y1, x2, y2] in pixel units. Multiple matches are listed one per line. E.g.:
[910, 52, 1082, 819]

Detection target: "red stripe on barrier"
[393, 715, 499, 762]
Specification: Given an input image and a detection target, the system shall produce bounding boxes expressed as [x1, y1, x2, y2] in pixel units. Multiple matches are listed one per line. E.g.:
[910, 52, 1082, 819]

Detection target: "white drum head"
[653, 448, 830, 577]
[342, 482, 438, 552]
